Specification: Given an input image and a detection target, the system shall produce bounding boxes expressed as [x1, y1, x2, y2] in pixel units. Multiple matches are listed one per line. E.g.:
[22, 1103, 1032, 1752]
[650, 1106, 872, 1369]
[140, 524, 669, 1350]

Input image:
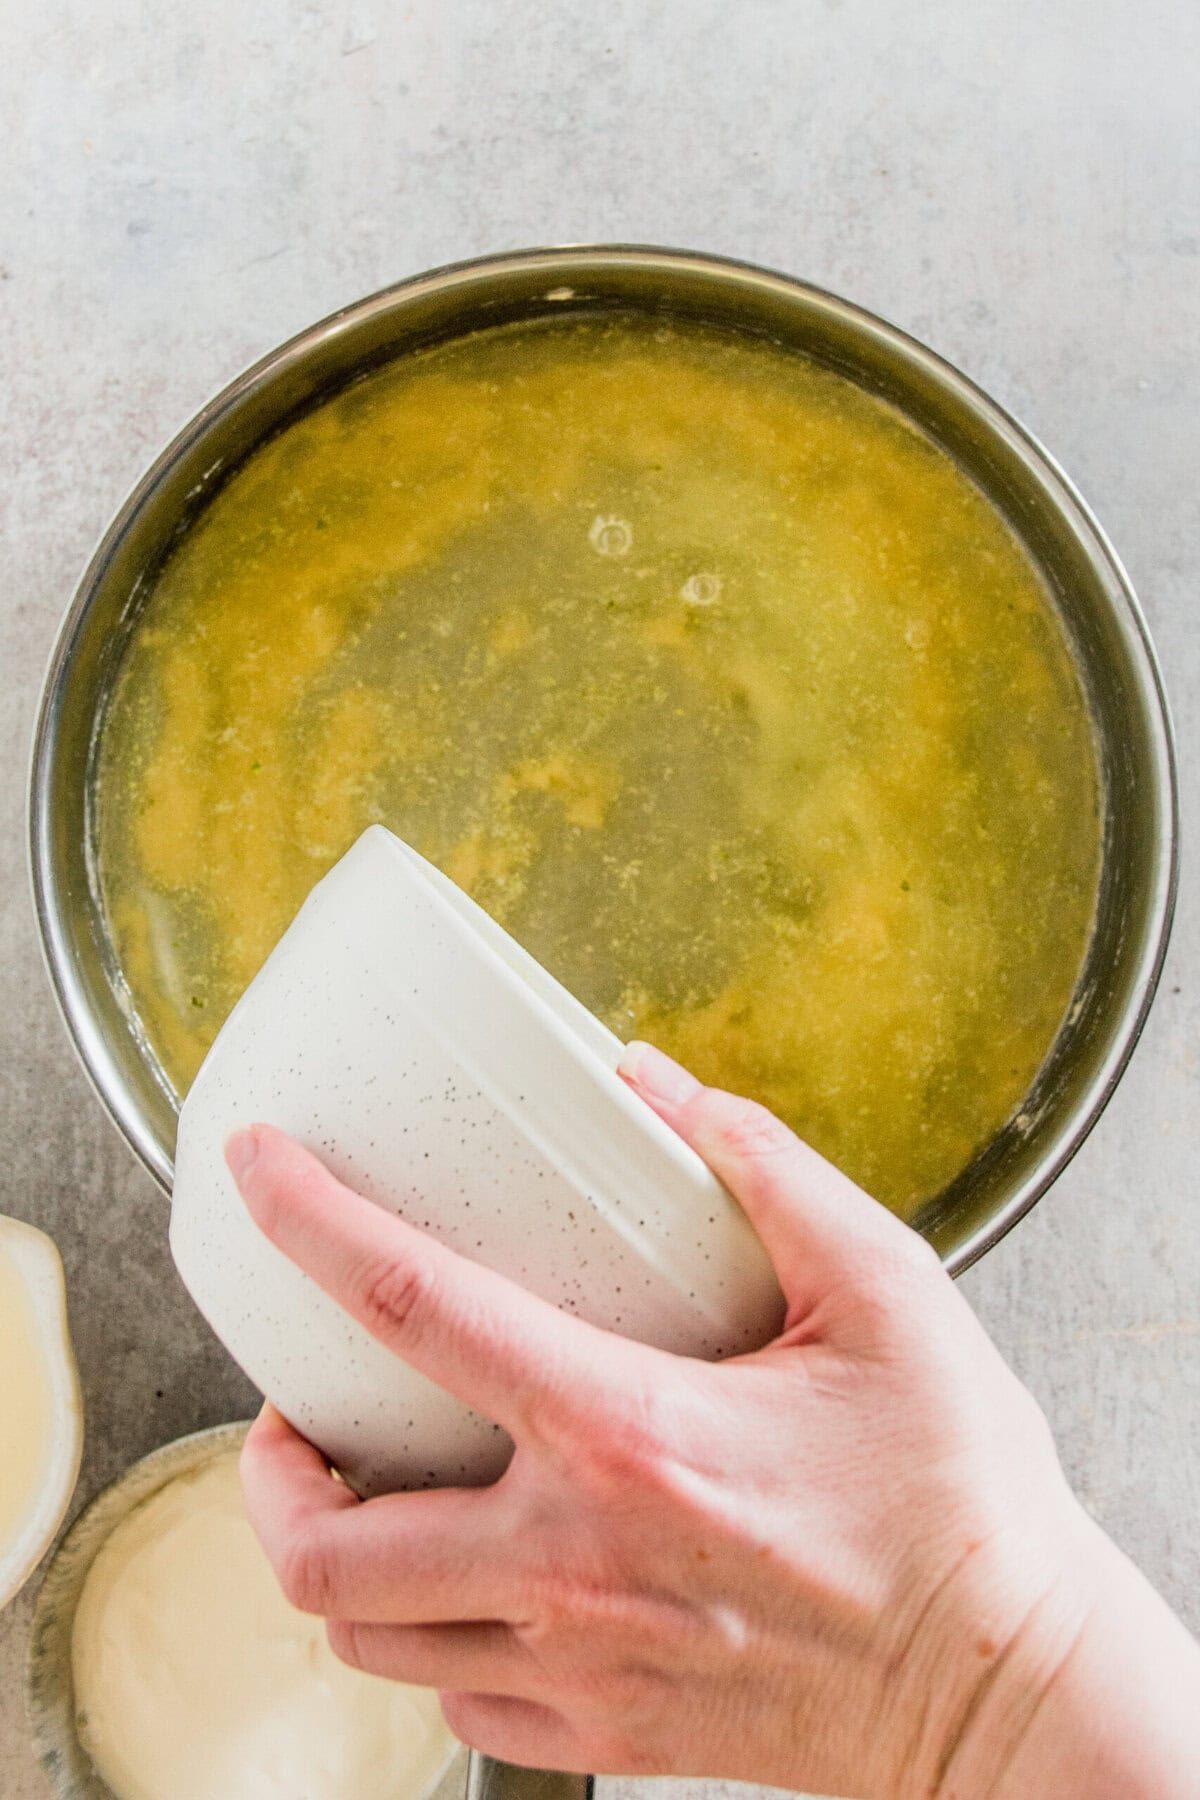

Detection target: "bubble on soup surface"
[589, 515, 633, 557]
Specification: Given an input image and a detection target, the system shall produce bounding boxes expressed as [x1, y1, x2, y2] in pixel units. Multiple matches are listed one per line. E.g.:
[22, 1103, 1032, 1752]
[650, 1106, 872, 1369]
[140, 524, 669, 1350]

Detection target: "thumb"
[617, 1041, 937, 1316]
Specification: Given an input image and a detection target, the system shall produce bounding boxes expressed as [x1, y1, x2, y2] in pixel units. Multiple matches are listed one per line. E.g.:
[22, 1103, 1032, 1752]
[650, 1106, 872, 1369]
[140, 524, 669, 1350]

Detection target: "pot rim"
[27, 242, 1180, 1274]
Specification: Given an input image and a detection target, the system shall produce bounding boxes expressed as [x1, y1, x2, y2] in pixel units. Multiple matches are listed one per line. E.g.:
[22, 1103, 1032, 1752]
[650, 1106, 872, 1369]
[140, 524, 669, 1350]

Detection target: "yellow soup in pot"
[95, 312, 1102, 1218]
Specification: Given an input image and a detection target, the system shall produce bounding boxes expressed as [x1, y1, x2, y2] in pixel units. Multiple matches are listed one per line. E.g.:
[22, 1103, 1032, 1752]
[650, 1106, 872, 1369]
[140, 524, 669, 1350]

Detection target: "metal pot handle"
[465, 1752, 594, 1800]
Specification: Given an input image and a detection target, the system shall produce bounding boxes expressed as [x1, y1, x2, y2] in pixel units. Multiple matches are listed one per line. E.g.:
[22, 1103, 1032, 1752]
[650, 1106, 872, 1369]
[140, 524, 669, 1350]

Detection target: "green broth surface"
[96, 313, 1102, 1218]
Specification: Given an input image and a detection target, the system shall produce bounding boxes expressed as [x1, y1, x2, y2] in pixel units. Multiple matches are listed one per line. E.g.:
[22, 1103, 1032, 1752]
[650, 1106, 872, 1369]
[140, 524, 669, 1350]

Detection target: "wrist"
[940, 1511, 1200, 1800]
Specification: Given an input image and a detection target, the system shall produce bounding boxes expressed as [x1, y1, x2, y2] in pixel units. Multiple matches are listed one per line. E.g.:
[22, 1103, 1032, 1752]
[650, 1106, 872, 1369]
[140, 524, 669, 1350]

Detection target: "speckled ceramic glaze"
[170, 827, 784, 1495]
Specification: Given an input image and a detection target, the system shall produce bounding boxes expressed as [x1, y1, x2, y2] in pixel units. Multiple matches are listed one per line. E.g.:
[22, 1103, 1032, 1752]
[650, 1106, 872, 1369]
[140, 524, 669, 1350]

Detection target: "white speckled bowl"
[169, 826, 785, 1496]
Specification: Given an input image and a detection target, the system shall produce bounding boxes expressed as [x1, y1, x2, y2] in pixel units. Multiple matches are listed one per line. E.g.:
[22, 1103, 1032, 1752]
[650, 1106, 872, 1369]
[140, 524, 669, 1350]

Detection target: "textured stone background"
[2, 1, 1197, 1794]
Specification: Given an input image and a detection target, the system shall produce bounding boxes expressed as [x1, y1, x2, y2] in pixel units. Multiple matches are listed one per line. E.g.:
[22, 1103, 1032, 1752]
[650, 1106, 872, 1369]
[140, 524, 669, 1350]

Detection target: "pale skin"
[227, 1041, 1200, 1799]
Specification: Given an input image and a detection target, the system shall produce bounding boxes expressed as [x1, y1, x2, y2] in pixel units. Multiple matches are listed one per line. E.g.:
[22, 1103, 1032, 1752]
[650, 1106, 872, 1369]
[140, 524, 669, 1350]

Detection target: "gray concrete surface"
[2, 1, 1197, 1794]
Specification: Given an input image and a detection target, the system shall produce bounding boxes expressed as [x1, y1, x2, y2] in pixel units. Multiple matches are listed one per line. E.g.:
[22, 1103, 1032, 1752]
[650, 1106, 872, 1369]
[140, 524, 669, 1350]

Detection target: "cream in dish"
[72, 1450, 457, 1800]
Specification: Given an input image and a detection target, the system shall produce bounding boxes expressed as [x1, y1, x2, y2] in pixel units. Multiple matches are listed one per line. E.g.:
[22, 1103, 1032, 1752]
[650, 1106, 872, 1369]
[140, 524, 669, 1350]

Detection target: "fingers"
[227, 1125, 625, 1442]
[240, 1403, 520, 1623]
[326, 1618, 538, 1698]
[618, 1041, 936, 1309]
[438, 1692, 589, 1773]
[240, 1401, 361, 1534]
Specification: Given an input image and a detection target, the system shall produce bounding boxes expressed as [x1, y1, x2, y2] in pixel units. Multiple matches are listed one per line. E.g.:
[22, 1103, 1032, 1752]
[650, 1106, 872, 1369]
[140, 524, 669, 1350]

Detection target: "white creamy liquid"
[72, 1450, 457, 1800]
[0, 1246, 57, 1564]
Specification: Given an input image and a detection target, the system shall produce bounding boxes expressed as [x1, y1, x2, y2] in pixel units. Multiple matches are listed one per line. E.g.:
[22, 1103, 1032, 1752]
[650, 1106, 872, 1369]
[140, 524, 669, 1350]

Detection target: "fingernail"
[617, 1041, 701, 1105]
[225, 1127, 260, 1185]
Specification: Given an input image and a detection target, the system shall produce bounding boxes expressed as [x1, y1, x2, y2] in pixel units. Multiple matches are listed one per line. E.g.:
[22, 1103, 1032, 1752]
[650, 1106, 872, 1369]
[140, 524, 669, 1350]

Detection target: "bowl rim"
[26, 242, 1180, 1274]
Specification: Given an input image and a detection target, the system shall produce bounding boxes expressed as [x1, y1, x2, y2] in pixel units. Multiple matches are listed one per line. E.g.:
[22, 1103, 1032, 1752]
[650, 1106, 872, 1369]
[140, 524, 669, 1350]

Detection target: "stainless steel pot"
[29, 245, 1177, 1273]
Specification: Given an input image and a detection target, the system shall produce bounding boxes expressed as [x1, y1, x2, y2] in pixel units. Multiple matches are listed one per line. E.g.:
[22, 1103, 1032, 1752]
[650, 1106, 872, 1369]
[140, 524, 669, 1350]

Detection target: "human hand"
[229, 1044, 1200, 1799]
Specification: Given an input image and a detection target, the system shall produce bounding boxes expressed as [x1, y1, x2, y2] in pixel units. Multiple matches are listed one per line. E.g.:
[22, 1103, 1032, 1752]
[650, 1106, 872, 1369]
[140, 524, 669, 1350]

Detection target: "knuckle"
[581, 1395, 680, 1494]
[835, 1265, 905, 1335]
[356, 1250, 434, 1343]
[586, 1724, 668, 1776]
[276, 1524, 336, 1615]
[699, 1093, 794, 1164]
[523, 1569, 582, 1637]
[878, 1223, 943, 1286]
[833, 1228, 948, 1346]
[582, 1666, 650, 1714]
[848, 1215, 942, 1292]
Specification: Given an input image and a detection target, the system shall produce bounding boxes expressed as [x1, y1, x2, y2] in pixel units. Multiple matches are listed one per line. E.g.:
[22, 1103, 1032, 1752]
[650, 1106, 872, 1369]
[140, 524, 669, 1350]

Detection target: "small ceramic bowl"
[0, 1218, 82, 1611]
[170, 826, 785, 1496]
[26, 1421, 470, 1800]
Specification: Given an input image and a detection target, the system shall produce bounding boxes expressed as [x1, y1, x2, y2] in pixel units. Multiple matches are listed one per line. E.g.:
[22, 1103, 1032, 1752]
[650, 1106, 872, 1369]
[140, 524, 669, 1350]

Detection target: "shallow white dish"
[170, 826, 784, 1495]
[0, 1217, 82, 1610]
[26, 1422, 469, 1800]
